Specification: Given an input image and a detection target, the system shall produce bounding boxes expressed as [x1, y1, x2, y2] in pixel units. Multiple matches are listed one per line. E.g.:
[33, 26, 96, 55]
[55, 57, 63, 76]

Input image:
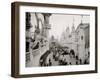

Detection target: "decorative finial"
[81, 15, 83, 24]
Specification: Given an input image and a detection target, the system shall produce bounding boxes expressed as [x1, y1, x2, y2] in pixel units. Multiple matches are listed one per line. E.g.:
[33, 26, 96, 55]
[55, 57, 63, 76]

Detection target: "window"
[26, 42, 29, 52]
[81, 36, 83, 40]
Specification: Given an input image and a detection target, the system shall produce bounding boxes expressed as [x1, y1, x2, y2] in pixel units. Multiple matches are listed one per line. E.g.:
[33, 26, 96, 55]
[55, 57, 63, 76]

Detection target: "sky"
[30, 13, 90, 41]
[49, 14, 90, 40]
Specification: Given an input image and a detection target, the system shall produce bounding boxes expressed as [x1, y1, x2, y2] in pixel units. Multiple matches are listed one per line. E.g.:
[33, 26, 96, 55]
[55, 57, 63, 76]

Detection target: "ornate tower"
[66, 26, 70, 36]
[71, 17, 75, 33]
[81, 15, 83, 24]
[65, 26, 70, 41]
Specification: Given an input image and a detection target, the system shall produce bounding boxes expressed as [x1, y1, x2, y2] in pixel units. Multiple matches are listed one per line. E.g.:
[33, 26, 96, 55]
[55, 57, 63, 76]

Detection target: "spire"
[72, 17, 75, 33]
[81, 15, 83, 24]
[72, 25, 75, 33]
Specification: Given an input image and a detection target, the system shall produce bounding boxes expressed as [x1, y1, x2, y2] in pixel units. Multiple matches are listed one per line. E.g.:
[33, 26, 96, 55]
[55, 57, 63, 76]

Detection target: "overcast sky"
[49, 14, 90, 40]
[30, 13, 90, 41]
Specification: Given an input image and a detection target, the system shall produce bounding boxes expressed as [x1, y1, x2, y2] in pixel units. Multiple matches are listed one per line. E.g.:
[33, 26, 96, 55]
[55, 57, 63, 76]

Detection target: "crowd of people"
[39, 46, 90, 67]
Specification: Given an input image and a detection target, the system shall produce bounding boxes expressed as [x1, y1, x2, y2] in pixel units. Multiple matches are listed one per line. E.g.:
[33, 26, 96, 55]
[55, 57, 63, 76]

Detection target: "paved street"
[39, 46, 90, 67]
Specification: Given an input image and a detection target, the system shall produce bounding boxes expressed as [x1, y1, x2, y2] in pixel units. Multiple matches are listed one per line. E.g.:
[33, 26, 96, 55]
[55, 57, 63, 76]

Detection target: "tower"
[71, 17, 75, 33]
[81, 15, 83, 24]
[65, 26, 70, 41]
[70, 17, 77, 56]
[66, 26, 70, 35]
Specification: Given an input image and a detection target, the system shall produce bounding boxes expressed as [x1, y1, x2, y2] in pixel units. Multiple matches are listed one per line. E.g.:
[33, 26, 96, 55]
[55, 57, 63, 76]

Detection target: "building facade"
[76, 23, 90, 62]
[60, 23, 90, 63]
[26, 12, 52, 67]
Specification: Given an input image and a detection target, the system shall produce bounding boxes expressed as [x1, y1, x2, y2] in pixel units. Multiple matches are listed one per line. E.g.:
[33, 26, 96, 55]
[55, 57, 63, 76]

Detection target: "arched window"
[81, 35, 83, 40]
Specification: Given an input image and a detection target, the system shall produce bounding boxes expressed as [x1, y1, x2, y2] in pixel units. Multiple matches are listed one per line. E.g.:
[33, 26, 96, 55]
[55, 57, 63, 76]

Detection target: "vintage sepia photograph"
[25, 12, 90, 67]
[11, 2, 97, 77]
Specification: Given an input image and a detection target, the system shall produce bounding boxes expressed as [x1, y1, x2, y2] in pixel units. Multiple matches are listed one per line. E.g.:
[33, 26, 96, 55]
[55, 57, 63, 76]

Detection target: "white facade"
[60, 25, 77, 55]
[76, 23, 89, 62]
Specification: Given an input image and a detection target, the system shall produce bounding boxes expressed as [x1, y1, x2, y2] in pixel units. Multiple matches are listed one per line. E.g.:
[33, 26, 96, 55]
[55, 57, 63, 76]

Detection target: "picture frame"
[11, 2, 98, 78]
